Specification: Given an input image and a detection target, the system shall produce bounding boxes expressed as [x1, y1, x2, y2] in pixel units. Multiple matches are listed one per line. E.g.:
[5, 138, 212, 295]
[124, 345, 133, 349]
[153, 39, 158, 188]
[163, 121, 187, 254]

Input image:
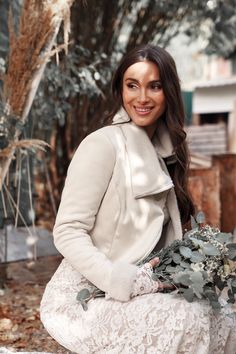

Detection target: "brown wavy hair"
[110, 44, 194, 224]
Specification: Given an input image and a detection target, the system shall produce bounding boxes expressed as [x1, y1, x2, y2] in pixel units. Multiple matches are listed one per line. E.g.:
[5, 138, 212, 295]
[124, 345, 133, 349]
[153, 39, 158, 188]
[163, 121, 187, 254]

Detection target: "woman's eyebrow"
[124, 78, 139, 82]
[124, 78, 161, 83]
[149, 80, 161, 84]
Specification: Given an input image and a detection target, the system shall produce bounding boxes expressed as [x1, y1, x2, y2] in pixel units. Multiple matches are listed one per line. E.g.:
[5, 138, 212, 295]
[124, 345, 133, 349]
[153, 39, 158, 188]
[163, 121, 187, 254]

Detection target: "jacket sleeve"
[53, 131, 138, 301]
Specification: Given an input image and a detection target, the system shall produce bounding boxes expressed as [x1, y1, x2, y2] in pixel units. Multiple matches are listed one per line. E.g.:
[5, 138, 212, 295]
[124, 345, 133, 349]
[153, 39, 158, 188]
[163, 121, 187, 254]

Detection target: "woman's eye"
[151, 83, 162, 90]
[127, 83, 138, 89]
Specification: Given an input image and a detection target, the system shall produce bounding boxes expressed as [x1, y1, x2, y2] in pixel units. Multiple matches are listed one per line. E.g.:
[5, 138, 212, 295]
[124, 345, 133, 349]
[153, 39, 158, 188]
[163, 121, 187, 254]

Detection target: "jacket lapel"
[112, 108, 177, 199]
[120, 122, 173, 198]
[152, 119, 176, 161]
[112, 108, 182, 239]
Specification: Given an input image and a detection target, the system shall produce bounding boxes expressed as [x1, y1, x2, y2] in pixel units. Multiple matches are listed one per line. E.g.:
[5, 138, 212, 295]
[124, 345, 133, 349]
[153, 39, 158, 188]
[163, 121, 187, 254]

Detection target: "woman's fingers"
[144, 258, 175, 292]
[161, 282, 175, 290]
[149, 257, 160, 268]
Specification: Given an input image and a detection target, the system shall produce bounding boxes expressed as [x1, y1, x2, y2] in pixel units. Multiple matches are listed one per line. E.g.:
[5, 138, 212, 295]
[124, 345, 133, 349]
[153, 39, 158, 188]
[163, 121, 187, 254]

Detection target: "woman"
[40, 45, 236, 353]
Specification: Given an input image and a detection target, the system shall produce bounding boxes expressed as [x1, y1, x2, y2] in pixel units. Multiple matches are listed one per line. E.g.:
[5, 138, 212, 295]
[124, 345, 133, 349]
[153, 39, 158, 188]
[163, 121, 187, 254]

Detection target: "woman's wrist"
[131, 263, 160, 297]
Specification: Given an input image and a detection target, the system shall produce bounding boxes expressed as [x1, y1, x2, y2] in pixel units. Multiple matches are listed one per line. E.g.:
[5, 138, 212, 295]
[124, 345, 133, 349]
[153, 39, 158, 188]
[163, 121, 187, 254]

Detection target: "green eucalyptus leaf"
[190, 251, 205, 263]
[182, 288, 195, 302]
[176, 265, 184, 272]
[166, 265, 177, 273]
[80, 300, 88, 311]
[215, 232, 233, 244]
[192, 287, 202, 299]
[190, 271, 205, 298]
[228, 251, 236, 261]
[76, 288, 91, 301]
[163, 257, 172, 265]
[172, 253, 182, 264]
[190, 270, 204, 282]
[184, 229, 198, 239]
[179, 246, 192, 259]
[172, 271, 191, 286]
[188, 236, 204, 248]
[201, 271, 209, 281]
[204, 289, 218, 302]
[155, 263, 167, 272]
[180, 261, 191, 269]
[202, 243, 220, 256]
[227, 243, 236, 250]
[196, 211, 206, 224]
[227, 243, 236, 261]
[190, 215, 199, 230]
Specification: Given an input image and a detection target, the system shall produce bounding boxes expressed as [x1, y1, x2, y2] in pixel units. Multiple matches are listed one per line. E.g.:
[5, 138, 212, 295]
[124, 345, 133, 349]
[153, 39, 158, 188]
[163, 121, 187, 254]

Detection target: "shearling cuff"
[107, 261, 138, 302]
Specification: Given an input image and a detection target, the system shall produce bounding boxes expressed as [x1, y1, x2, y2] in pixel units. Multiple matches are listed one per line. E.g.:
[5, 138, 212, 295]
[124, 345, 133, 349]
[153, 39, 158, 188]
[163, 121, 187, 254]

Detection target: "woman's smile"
[134, 106, 154, 115]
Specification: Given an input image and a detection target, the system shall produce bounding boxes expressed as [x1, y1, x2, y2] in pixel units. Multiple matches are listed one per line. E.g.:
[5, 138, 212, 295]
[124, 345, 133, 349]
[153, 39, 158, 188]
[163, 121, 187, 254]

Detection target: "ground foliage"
[0, 256, 68, 353]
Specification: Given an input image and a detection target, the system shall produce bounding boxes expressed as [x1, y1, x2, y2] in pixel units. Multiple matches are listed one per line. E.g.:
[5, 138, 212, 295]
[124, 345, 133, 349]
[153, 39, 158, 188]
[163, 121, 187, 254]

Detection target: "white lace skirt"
[40, 259, 236, 354]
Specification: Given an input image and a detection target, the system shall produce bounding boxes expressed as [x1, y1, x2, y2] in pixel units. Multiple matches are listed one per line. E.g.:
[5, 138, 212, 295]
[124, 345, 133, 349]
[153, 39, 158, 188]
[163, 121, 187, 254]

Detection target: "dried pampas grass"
[0, 0, 75, 191]
[4, 0, 74, 119]
[0, 139, 50, 187]
[0, 139, 50, 159]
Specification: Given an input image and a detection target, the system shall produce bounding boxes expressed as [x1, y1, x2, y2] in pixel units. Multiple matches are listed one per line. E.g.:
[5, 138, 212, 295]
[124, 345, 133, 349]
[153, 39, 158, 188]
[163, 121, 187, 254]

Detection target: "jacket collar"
[112, 107, 131, 124]
[112, 107, 175, 159]
[112, 108, 174, 198]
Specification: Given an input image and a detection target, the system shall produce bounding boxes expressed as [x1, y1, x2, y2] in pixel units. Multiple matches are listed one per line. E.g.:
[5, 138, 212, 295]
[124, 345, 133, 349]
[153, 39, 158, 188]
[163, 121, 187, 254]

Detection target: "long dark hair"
[111, 44, 194, 224]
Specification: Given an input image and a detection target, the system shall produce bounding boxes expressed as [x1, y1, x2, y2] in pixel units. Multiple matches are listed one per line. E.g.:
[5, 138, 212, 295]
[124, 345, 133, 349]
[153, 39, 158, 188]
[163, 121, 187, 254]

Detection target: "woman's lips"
[134, 106, 153, 115]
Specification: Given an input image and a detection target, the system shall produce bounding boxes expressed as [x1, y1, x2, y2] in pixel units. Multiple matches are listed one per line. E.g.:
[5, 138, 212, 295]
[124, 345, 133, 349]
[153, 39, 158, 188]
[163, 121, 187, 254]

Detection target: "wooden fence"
[186, 123, 227, 156]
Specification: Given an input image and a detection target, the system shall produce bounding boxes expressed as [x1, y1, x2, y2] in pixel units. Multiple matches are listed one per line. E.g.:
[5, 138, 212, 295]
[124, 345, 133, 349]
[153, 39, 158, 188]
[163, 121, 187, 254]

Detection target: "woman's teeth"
[135, 107, 152, 112]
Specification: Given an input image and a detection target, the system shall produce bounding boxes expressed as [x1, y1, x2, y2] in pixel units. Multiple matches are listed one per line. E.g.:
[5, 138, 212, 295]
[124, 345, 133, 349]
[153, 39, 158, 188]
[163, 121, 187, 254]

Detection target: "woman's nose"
[137, 89, 149, 103]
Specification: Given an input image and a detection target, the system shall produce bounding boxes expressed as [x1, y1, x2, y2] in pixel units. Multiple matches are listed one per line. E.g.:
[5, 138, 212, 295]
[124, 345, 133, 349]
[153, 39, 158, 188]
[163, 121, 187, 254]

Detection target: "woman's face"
[122, 60, 166, 138]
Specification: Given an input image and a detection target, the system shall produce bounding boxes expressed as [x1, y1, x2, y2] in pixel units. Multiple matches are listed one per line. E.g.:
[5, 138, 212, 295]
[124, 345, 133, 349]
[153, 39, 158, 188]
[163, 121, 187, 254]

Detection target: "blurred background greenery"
[0, 0, 236, 230]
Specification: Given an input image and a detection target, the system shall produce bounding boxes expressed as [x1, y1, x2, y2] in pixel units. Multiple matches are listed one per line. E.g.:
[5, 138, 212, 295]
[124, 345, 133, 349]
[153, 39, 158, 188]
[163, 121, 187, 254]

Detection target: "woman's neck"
[144, 123, 157, 139]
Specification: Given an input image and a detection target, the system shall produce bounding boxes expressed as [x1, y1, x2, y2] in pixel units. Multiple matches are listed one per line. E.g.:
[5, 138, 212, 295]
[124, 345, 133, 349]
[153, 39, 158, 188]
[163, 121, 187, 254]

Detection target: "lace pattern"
[130, 263, 161, 297]
[40, 259, 236, 354]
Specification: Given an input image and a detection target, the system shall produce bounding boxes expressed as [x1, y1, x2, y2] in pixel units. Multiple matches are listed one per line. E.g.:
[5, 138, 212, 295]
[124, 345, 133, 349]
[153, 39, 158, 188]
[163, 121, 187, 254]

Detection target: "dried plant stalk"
[0, 0, 75, 191]
[4, 6, 52, 117]
[0, 139, 50, 158]
[4, 0, 74, 119]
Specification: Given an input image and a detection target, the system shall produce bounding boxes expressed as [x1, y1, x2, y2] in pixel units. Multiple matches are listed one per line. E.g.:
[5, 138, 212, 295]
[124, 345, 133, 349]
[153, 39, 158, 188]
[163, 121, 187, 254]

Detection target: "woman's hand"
[131, 257, 174, 297]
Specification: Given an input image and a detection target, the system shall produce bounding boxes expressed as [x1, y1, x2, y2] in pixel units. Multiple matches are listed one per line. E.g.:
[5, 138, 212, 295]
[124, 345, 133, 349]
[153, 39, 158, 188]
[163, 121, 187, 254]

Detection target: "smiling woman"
[122, 61, 166, 138]
[40, 45, 236, 353]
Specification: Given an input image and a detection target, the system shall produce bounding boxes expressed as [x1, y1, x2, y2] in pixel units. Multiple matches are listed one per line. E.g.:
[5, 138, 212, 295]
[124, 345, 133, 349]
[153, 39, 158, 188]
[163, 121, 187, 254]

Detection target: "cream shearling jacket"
[53, 109, 183, 302]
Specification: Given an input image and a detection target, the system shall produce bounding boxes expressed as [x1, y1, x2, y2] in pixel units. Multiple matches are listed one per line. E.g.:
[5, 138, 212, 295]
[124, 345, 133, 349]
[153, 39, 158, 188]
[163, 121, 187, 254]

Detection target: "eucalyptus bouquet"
[77, 213, 236, 310]
[145, 213, 236, 309]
